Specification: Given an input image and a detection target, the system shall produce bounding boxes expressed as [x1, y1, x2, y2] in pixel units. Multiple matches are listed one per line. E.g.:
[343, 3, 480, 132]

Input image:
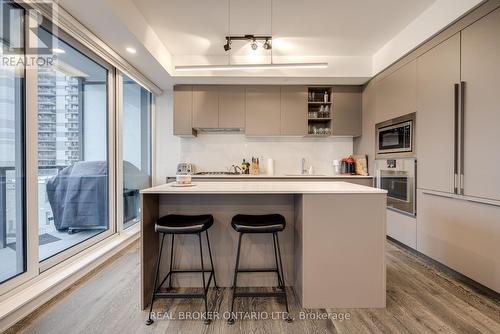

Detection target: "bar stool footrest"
[236, 268, 280, 273]
[156, 270, 214, 296]
[233, 289, 287, 298]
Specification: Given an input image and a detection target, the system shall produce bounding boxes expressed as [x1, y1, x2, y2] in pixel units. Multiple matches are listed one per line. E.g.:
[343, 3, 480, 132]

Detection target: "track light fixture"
[223, 35, 272, 51]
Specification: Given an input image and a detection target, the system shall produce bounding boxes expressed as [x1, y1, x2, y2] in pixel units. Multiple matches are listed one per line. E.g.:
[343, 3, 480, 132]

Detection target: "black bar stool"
[146, 214, 217, 326]
[228, 214, 292, 324]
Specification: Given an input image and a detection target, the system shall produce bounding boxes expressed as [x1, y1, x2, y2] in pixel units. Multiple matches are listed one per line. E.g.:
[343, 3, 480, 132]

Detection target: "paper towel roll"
[266, 158, 274, 176]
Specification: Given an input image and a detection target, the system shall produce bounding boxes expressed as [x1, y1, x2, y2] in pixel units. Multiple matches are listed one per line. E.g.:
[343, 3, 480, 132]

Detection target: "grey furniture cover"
[46, 161, 108, 231]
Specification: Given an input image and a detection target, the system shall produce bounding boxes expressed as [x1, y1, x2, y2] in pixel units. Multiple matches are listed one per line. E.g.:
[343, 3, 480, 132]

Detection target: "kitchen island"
[140, 181, 387, 309]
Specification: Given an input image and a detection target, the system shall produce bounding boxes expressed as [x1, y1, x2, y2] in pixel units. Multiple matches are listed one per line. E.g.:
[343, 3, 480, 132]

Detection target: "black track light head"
[250, 39, 258, 50]
[223, 39, 231, 51]
[263, 39, 272, 50]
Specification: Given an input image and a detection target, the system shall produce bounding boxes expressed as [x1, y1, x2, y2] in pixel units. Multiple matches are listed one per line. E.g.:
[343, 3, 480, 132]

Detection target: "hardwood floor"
[6, 240, 500, 334]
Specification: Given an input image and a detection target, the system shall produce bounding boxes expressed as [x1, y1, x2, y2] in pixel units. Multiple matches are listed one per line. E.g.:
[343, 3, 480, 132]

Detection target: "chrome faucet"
[301, 158, 307, 175]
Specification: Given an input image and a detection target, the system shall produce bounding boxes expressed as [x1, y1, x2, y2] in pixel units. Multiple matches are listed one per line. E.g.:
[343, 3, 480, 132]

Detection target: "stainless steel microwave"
[375, 113, 415, 158]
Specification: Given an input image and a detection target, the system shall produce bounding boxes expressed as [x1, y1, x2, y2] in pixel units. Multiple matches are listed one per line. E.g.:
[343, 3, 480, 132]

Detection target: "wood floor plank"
[7, 240, 500, 334]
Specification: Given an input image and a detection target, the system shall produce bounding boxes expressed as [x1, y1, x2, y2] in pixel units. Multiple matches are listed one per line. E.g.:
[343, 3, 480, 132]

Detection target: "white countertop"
[141, 181, 386, 195]
[186, 174, 373, 179]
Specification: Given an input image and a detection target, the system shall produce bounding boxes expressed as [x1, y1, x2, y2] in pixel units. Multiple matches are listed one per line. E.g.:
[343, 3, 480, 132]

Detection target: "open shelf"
[308, 118, 332, 121]
[307, 86, 333, 136]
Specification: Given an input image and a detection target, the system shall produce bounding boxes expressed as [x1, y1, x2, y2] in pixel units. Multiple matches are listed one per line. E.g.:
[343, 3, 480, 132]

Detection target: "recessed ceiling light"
[126, 47, 137, 54]
[52, 48, 65, 54]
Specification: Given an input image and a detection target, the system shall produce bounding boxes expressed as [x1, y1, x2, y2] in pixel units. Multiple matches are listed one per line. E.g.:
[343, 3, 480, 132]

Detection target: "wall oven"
[376, 113, 415, 158]
[375, 158, 416, 216]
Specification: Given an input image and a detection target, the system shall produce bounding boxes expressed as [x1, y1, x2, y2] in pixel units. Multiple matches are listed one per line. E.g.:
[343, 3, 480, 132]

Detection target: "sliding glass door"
[0, 2, 25, 283]
[121, 75, 152, 229]
[0, 2, 155, 293]
[35, 23, 113, 263]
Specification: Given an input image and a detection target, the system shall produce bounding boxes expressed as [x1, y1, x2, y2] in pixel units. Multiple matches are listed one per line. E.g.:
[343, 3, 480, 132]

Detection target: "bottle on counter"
[242, 159, 247, 174]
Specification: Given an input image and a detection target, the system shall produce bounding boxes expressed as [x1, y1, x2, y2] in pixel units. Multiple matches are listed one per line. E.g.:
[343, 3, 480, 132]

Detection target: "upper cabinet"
[219, 86, 245, 129]
[281, 86, 307, 136]
[173, 86, 195, 136]
[192, 85, 219, 129]
[416, 33, 460, 194]
[332, 86, 362, 136]
[245, 86, 282, 136]
[376, 60, 417, 123]
[461, 7, 500, 201]
[173, 85, 362, 138]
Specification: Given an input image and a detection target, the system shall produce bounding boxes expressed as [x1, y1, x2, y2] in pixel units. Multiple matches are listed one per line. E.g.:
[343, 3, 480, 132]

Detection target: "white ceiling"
[131, 0, 435, 57]
[59, 0, 483, 88]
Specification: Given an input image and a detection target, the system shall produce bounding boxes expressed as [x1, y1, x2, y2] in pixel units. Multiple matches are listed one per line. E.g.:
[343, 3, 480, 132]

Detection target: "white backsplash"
[179, 134, 353, 175]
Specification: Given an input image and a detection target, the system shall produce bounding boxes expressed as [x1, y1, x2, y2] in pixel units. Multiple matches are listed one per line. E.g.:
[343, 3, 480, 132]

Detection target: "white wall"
[154, 89, 179, 184]
[372, 0, 482, 74]
[178, 134, 353, 176]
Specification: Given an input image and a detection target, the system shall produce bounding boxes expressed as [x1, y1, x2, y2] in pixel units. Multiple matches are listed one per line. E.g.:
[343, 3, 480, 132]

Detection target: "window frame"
[0, 1, 27, 286]
[116, 71, 154, 233]
[35, 20, 117, 271]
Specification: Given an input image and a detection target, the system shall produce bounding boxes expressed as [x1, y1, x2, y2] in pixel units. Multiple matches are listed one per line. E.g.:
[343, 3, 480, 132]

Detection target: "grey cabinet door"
[416, 33, 460, 194]
[332, 86, 362, 136]
[281, 86, 307, 135]
[219, 86, 245, 129]
[173, 85, 194, 136]
[417, 190, 500, 292]
[461, 8, 500, 201]
[375, 60, 417, 123]
[245, 86, 281, 136]
[192, 85, 219, 128]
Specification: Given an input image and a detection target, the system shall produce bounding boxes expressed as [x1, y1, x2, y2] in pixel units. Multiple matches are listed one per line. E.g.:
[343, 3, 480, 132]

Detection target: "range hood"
[195, 128, 244, 133]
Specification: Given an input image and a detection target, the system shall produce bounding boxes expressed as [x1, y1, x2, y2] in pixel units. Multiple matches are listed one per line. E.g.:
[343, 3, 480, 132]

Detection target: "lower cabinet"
[386, 210, 416, 249]
[417, 190, 500, 292]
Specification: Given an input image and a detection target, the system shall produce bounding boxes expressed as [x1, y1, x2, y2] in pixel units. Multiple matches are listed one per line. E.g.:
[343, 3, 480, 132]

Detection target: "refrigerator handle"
[454, 83, 459, 194]
[460, 81, 466, 195]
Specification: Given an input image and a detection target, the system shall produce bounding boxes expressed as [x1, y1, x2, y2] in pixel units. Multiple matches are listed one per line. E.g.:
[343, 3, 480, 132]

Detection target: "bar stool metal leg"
[145, 233, 166, 326]
[198, 233, 211, 325]
[228, 233, 243, 325]
[273, 233, 284, 289]
[168, 234, 175, 289]
[275, 232, 292, 322]
[205, 231, 218, 288]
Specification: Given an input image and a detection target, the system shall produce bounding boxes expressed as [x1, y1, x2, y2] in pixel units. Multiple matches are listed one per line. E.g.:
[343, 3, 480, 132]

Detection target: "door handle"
[453, 83, 459, 194]
[460, 81, 465, 195]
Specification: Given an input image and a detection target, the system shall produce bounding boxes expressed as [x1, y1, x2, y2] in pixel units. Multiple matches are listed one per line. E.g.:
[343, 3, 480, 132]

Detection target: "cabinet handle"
[460, 81, 465, 195]
[453, 83, 459, 194]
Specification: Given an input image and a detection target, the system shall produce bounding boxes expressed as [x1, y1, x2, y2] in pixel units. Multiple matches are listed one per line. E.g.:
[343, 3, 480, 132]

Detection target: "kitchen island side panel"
[300, 193, 386, 308]
[140, 193, 159, 310]
[157, 194, 295, 288]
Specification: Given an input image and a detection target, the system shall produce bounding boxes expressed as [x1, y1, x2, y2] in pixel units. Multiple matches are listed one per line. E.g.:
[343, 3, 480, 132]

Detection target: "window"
[0, 3, 156, 294]
[36, 26, 110, 261]
[122, 75, 151, 229]
[0, 2, 25, 283]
